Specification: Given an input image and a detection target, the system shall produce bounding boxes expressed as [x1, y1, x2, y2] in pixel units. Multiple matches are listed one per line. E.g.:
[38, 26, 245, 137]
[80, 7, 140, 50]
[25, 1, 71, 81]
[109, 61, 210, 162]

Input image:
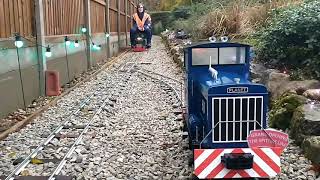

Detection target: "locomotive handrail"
[199, 120, 275, 149]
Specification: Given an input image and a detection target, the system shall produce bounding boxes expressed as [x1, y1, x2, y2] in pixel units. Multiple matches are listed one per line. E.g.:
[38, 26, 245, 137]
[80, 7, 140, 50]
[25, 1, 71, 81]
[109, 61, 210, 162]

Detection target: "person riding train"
[130, 3, 152, 49]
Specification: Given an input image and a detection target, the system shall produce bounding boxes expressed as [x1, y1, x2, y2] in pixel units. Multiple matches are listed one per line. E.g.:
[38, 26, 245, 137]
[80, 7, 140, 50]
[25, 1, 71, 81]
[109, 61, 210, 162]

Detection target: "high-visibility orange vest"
[133, 13, 151, 30]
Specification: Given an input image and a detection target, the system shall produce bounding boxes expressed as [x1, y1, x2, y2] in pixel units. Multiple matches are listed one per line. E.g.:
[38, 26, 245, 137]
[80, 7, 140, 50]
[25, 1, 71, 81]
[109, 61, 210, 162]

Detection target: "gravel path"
[0, 36, 191, 179]
[273, 140, 317, 180]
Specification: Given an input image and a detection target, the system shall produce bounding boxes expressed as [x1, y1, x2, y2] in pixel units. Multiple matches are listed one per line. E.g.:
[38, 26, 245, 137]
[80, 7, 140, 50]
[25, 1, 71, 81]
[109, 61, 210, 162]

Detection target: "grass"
[171, 0, 303, 40]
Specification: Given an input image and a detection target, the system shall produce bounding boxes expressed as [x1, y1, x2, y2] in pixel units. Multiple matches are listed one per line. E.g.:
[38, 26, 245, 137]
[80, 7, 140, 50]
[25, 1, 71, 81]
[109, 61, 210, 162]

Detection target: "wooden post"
[117, 0, 121, 49]
[84, 0, 92, 69]
[125, 0, 128, 46]
[105, 0, 111, 58]
[35, 0, 46, 96]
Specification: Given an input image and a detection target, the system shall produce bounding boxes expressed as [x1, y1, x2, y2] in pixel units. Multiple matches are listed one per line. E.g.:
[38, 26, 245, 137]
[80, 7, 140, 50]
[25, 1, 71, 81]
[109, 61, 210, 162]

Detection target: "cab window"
[191, 47, 246, 66]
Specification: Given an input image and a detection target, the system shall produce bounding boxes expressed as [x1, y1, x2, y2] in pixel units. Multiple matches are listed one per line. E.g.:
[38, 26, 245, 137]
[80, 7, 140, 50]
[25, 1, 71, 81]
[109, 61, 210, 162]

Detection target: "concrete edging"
[0, 50, 129, 140]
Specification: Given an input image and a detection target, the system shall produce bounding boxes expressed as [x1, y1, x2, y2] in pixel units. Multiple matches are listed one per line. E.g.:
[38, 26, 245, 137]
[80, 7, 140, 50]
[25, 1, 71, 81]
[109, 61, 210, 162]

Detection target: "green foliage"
[150, 11, 173, 29]
[172, 6, 191, 19]
[153, 21, 164, 35]
[159, 0, 192, 11]
[254, 0, 320, 79]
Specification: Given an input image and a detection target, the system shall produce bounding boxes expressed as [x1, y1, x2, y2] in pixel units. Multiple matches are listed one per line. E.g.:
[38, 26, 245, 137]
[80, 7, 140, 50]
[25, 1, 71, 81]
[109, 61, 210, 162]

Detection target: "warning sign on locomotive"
[247, 129, 289, 149]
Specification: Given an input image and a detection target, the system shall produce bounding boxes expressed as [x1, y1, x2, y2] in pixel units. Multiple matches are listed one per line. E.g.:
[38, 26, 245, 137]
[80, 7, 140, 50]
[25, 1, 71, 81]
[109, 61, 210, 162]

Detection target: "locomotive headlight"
[221, 36, 229, 42]
[137, 37, 142, 41]
[209, 36, 217, 43]
[183, 40, 192, 45]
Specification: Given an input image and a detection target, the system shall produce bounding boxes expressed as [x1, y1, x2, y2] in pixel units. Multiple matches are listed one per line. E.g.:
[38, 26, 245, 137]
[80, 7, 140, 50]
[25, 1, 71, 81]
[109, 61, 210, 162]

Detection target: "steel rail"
[137, 70, 182, 104]
[6, 50, 132, 180]
[48, 59, 135, 179]
[5, 93, 95, 180]
[48, 97, 110, 180]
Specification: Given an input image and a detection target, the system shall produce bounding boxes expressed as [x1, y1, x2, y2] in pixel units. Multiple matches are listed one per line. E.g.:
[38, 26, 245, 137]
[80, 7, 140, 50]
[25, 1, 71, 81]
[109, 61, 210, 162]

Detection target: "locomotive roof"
[183, 41, 251, 50]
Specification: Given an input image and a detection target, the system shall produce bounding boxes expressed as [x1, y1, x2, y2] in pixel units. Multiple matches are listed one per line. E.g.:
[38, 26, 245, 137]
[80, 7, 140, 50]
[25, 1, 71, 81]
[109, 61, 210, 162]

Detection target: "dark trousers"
[130, 25, 152, 45]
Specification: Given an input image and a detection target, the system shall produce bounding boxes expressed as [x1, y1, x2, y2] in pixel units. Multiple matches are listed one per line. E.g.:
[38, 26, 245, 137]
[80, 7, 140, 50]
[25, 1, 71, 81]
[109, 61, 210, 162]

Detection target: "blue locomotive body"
[183, 42, 281, 179]
[184, 42, 268, 149]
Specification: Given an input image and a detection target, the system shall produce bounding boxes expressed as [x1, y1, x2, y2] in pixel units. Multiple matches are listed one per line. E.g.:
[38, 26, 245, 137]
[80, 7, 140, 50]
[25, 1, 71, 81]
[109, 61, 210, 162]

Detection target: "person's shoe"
[146, 44, 151, 49]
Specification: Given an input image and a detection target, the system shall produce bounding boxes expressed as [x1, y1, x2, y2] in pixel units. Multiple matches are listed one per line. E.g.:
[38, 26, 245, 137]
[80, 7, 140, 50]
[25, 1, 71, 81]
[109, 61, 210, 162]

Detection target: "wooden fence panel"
[110, 0, 117, 9]
[0, 0, 34, 38]
[129, 1, 135, 28]
[120, 15, 126, 32]
[109, 9, 117, 32]
[43, 0, 84, 36]
[90, 0, 106, 33]
[0, 0, 136, 38]
[120, 0, 125, 12]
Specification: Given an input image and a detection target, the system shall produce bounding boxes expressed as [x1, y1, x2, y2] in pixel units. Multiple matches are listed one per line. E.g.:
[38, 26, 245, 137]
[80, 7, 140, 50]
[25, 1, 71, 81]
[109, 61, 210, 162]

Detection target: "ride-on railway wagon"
[183, 40, 287, 179]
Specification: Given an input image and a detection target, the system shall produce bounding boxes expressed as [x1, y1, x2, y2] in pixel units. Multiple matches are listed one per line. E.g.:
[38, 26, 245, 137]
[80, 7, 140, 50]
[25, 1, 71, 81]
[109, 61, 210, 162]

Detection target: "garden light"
[92, 43, 101, 50]
[74, 40, 80, 47]
[14, 34, 24, 48]
[65, 36, 71, 46]
[81, 26, 87, 33]
[45, 46, 52, 58]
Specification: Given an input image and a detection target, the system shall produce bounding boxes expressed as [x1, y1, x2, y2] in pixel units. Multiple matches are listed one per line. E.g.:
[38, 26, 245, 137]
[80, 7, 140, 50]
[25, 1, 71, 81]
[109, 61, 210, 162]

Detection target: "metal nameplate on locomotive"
[227, 87, 248, 93]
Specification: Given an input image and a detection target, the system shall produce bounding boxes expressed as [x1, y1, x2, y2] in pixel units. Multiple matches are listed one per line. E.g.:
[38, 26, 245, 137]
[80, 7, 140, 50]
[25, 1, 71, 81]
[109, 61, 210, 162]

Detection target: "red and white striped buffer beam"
[194, 147, 282, 179]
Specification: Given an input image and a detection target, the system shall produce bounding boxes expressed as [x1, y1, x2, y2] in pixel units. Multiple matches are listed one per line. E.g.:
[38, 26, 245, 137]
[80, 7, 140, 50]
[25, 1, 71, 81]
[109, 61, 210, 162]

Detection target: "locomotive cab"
[184, 42, 282, 179]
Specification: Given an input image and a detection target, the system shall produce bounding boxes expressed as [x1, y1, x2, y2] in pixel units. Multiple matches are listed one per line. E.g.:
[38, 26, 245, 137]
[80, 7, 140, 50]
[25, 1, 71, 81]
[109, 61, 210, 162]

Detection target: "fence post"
[84, 0, 92, 69]
[105, 0, 111, 58]
[125, 0, 128, 46]
[117, 0, 121, 49]
[35, 0, 47, 97]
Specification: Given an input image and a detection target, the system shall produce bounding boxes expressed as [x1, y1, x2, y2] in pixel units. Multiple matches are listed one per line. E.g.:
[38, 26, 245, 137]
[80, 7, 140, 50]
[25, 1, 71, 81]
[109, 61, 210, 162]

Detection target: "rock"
[250, 62, 269, 80]
[48, 162, 55, 168]
[76, 156, 83, 163]
[175, 114, 183, 121]
[291, 104, 320, 145]
[267, 72, 290, 99]
[303, 89, 320, 101]
[252, 78, 262, 83]
[301, 136, 320, 165]
[307, 170, 316, 178]
[266, 71, 320, 100]
[269, 92, 306, 130]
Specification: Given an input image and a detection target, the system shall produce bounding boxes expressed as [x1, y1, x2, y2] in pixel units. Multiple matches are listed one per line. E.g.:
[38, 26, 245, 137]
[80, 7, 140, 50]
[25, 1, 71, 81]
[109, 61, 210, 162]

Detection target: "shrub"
[150, 11, 174, 30]
[254, 0, 320, 79]
[172, 6, 191, 19]
[159, 0, 192, 11]
[153, 21, 164, 35]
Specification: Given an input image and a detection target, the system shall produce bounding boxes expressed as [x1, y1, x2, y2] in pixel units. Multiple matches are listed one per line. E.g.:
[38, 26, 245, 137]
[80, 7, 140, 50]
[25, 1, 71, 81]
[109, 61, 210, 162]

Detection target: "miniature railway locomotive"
[132, 32, 147, 52]
[183, 39, 284, 179]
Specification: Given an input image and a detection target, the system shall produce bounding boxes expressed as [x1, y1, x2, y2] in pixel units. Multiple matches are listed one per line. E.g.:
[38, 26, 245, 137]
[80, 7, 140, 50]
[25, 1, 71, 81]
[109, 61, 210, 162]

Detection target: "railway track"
[2, 53, 138, 180]
[1, 37, 193, 180]
[136, 67, 183, 106]
[2, 52, 186, 180]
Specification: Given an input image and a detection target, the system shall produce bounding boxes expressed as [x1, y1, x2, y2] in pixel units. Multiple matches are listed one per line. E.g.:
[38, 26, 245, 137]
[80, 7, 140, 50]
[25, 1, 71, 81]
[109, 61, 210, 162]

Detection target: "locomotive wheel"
[188, 136, 193, 150]
[182, 121, 187, 132]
